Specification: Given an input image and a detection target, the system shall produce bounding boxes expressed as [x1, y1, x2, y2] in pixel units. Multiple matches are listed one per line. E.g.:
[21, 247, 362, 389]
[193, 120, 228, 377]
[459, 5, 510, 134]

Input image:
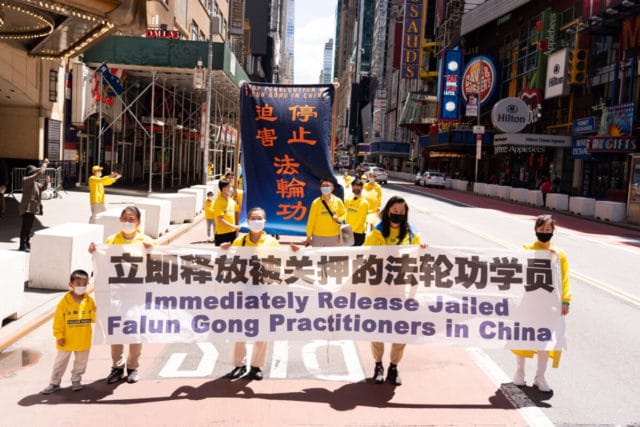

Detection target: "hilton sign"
[491, 97, 529, 133]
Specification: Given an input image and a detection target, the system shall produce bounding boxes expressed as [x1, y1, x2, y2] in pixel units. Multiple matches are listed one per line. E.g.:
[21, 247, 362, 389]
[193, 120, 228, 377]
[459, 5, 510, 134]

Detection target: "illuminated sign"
[145, 29, 181, 39]
[491, 97, 529, 133]
[401, 0, 425, 79]
[461, 56, 497, 108]
[438, 49, 463, 121]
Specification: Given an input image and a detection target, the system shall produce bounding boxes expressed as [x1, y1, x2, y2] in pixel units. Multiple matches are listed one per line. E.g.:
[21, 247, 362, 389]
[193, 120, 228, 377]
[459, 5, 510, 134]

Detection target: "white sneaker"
[534, 375, 551, 392]
[512, 369, 525, 386]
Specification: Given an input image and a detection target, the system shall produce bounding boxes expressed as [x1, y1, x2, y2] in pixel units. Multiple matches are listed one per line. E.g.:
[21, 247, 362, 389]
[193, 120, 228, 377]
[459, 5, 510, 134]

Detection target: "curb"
[0, 214, 204, 353]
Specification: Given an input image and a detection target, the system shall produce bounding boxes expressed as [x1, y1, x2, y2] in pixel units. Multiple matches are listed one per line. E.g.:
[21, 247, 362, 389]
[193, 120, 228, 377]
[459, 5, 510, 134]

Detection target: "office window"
[191, 21, 199, 40]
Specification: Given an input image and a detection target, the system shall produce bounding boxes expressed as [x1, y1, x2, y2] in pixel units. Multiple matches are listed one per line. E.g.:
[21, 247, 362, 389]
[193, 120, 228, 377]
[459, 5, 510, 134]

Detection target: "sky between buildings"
[294, 0, 338, 84]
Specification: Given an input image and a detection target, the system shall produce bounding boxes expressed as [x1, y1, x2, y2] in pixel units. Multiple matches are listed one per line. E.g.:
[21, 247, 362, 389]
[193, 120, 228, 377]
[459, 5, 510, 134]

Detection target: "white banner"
[93, 245, 566, 350]
[545, 48, 569, 99]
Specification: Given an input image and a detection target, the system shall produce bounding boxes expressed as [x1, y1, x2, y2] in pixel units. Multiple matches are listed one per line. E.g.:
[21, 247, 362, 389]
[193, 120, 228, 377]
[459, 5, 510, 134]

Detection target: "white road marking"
[467, 347, 554, 427]
[158, 342, 219, 378]
[301, 340, 365, 381]
[269, 340, 289, 378]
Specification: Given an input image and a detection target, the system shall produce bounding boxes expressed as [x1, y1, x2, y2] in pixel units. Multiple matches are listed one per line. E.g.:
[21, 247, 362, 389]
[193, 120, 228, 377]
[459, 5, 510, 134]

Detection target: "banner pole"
[330, 82, 338, 168]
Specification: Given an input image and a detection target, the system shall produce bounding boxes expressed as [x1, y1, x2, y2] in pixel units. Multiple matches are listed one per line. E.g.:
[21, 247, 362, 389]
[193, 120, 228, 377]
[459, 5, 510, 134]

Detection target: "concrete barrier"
[179, 188, 204, 214]
[497, 186, 511, 199]
[510, 188, 529, 203]
[527, 190, 544, 207]
[486, 184, 499, 197]
[569, 197, 596, 217]
[595, 201, 626, 222]
[29, 223, 104, 290]
[473, 182, 486, 195]
[190, 184, 215, 204]
[546, 193, 569, 211]
[0, 250, 27, 322]
[132, 198, 171, 238]
[95, 207, 146, 240]
[148, 193, 196, 224]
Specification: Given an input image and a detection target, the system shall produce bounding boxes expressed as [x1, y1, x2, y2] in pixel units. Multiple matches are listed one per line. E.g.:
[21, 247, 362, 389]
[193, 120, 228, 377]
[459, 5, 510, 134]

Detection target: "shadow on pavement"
[17, 376, 519, 411]
[513, 383, 554, 408]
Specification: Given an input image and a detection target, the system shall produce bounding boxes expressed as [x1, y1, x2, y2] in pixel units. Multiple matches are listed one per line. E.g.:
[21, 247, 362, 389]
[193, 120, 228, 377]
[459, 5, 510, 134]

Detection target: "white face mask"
[73, 286, 87, 296]
[121, 221, 137, 233]
[248, 219, 266, 233]
[95, 172, 102, 178]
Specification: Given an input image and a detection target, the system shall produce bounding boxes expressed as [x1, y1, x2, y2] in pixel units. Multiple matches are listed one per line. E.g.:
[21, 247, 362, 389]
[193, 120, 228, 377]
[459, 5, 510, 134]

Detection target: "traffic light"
[568, 49, 588, 85]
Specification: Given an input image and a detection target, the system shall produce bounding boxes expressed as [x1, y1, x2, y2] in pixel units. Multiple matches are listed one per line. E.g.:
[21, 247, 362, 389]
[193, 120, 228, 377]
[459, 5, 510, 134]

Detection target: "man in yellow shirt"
[204, 191, 216, 242]
[305, 177, 346, 247]
[214, 179, 240, 246]
[88, 165, 121, 223]
[345, 179, 369, 246]
[362, 171, 383, 222]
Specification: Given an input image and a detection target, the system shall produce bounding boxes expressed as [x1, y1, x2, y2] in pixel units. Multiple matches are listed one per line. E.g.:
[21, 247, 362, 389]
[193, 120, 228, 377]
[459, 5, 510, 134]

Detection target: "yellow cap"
[92, 165, 103, 172]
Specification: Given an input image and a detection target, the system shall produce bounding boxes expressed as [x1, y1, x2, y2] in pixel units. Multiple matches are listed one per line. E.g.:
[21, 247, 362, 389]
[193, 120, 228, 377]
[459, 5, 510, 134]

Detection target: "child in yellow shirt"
[41, 269, 96, 394]
[204, 191, 215, 242]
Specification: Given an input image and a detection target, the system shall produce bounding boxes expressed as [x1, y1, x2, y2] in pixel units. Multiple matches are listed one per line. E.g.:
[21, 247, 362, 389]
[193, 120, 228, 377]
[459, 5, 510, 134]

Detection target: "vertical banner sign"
[401, 0, 425, 79]
[240, 83, 338, 236]
[461, 56, 498, 115]
[229, 0, 245, 36]
[438, 50, 463, 121]
[530, 9, 559, 91]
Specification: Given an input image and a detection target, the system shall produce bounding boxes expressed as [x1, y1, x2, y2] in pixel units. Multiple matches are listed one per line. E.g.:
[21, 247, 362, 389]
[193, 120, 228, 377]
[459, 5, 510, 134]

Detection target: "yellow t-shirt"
[88, 175, 117, 204]
[105, 230, 156, 246]
[523, 241, 571, 303]
[231, 232, 279, 247]
[204, 199, 216, 220]
[345, 196, 369, 234]
[364, 226, 421, 246]
[53, 292, 96, 351]
[362, 182, 382, 214]
[306, 196, 346, 237]
[213, 196, 237, 234]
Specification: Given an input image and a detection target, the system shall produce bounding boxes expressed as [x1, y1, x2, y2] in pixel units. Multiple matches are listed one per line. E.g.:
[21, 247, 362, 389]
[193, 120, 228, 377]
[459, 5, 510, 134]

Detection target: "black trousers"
[353, 232, 366, 246]
[20, 212, 35, 249]
[214, 231, 237, 246]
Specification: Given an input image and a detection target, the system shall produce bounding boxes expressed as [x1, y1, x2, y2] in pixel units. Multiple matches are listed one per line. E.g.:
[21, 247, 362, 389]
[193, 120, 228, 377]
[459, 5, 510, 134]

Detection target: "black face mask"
[536, 232, 553, 243]
[389, 213, 405, 224]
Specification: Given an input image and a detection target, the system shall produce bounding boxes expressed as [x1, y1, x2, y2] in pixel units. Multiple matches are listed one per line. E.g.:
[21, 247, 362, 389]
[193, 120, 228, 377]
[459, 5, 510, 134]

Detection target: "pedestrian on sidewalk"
[540, 176, 551, 206]
[41, 269, 96, 394]
[88, 165, 121, 223]
[305, 176, 346, 247]
[204, 190, 216, 242]
[364, 195, 426, 386]
[213, 179, 240, 246]
[0, 158, 8, 217]
[345, 179, 369, 246]
[19, 159, 50, 252]
[512, 214, 571, 393]
[89, 206, 156, 384]
[220, 207, 289, 381]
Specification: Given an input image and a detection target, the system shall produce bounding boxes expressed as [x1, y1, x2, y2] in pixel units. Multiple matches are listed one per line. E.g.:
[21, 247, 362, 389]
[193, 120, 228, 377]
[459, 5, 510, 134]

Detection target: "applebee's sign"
[491, 97, 528, 133]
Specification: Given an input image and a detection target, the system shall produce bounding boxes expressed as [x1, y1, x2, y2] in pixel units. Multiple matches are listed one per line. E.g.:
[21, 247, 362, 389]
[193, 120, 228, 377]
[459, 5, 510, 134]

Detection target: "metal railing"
[10, 167, 64, 199]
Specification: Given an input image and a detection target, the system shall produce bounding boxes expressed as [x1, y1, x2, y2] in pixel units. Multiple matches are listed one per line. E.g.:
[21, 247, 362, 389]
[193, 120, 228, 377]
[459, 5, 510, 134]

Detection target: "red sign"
[461, 57, 496, 105]
[145, 29, 181, 39]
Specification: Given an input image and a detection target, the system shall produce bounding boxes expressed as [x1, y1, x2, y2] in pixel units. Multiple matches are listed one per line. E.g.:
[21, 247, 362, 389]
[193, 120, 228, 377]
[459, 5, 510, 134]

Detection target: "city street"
[1, 181, 639, 426]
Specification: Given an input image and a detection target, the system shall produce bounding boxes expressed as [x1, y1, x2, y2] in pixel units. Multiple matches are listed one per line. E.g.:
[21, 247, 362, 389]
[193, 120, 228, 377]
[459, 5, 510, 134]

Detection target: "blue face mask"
[352, 188, 362, 195]
[320, 186, 332, 195]
[227, 187, 234, 195]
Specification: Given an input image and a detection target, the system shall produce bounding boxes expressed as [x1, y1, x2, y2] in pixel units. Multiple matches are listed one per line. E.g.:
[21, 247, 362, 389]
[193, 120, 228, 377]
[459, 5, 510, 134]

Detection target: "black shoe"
[106, 367, 125, 384]
[386, 365, 402, 386]
[126, 369, 139, 383]
[248, 366, 263, 381]
[18, 246, 29, 252]
[226, 365, 247, 379]
[373, 363, 384, 384]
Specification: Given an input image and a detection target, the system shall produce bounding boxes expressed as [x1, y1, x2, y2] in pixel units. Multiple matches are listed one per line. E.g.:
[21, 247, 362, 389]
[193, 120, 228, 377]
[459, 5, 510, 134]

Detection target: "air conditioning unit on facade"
[211, 16, 222, 36]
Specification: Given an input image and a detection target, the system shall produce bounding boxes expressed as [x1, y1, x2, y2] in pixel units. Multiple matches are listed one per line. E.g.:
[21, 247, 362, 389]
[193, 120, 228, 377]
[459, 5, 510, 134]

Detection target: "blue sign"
[572, 137, 592, 160]
[438, 50, 463, 121]
[240, 83, 338, 236]
[573, 117, 595, 135]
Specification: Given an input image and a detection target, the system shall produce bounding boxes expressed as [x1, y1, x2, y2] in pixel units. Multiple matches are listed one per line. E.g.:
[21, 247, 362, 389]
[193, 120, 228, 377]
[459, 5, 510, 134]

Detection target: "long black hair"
[379, 195, 409, 242]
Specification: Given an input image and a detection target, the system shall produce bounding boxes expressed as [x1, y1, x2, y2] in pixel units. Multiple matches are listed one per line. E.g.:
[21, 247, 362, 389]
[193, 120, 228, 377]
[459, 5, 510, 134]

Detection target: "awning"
[399, 92, 438, 134]
[420, 130, 492, 151]
[370, 141, 410, 156]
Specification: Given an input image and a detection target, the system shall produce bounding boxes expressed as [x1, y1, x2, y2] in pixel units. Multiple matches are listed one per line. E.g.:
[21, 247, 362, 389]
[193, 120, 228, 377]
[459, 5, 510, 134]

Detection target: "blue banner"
[240, 83, 339, 236]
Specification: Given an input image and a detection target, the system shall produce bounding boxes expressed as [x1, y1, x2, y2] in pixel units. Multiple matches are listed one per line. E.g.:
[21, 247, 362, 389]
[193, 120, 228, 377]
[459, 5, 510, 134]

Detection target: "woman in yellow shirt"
[512, 214, 571, 393]
[364, 195, 425, 386]
[89, 205, 156, 385]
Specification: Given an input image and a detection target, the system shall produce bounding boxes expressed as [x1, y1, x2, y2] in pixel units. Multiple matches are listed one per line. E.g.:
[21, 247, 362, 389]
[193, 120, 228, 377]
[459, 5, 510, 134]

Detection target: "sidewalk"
[0, 187, 204, 351]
